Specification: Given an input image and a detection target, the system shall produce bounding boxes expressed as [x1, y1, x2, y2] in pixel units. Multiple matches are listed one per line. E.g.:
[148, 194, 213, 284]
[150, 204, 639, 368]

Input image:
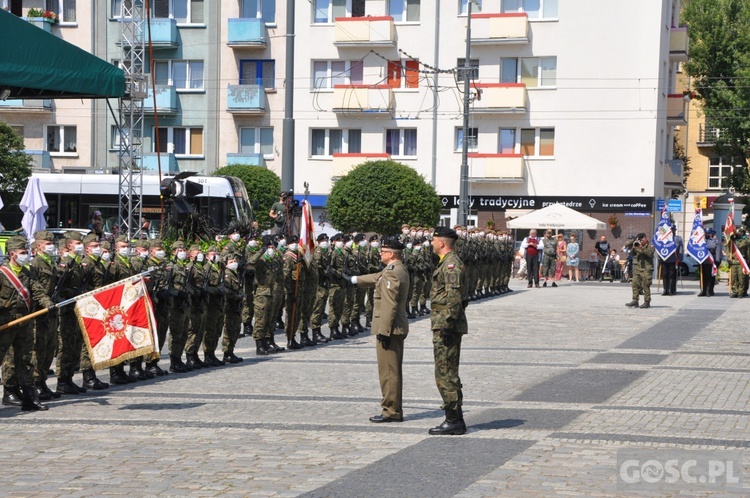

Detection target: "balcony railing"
[225, 153, 267, 167]
[227, 18, 268, 48]
[0, 99, 52, 112]
[25, 150, 52, 170]
[142, 153, 178, 173]
[332, 85, 393, 114]
[472, 84, 527, 113]
[118, 18, 178, 48]
[143, 85, 178, 114]
[22, 17, 53, 33]
[470, 13, 529, 45]
[698, 124, 720, 146]
[664, 159, 684, 186]
[227, 85, 267, 114]
[669, 27, 689, 62]
[667, 94, 688, 126]
[332, 153, 390, 177]
[334, 16, 396, 47]
[468, 154, 525, 182]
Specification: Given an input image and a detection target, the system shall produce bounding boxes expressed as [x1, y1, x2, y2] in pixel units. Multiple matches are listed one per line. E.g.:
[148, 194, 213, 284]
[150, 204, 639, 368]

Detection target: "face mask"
[210, 254, 220, 263]
[101, 252, 111, 261]
[402, 229, 409, 235]
[74, 243, 84, 255]
[278, 239, 287, 248]
[14, 253, 30, 266]
[91, 247, 102, 257]
[154, 250, 166, 260]
[351, 232, 358, 238]
[248, 240, 257, 248]
[227, 262, 239, 271]
[423, 241, 430, 247]
[266, 248, 275, 257]
[139, 250, 148, 259]
[410, 231, 416, 237]
[196, 253, 205, 262]
[345, 240, 353, 248]
[176, 251, 187, 261]
[406, 243, 413, 250]
[319, 241, 329, 250]
[358, 241, 367, 248]
[335, 241, 344, 249]
[370, 241, 379, 249]
[414, 245, 421, 252]
[118, 247, 130, 257]
[43, 244, 55, 256]
[288, 243, 298, 252]
[417, 231, 423, 237]
[231, 233, 241, 242]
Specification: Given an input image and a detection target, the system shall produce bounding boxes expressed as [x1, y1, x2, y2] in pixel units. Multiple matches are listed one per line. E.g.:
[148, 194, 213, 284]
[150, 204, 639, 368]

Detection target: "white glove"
[350, 276, 358, 285]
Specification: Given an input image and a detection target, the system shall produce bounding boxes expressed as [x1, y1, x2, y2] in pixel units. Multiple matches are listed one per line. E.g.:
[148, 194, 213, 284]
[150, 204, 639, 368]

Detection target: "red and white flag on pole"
[300, 200, 315, 264]
[74, 276, 159, 369]
[723, 198, 750, 274]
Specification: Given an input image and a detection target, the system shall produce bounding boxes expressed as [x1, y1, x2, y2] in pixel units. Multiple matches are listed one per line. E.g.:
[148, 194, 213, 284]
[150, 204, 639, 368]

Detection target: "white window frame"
[153, 126, 204, 157]
[313, 0, 351, 24]
[310, 128, 361, 158]
[459, 0, 481, 16]
[312, 60, 364, 90]
[46, 0, 76, 24]
[498, 128, 516, 154]
[501, 0, 558, 20]
[241, 0, 275, 23]
[385, 128, 418, 158]
[110, 125, 131, 150]
[518, 127, 555, 158]
[388, 0, 420, 23]
[455, 127, 478, 152]
[239, 127, 274, 159]
[153, 60, 204, 91]
[152, 0, 204, 24]
[708, 157, 737, 190]
[46, 125, 78, 156]
[501, 56, 557, 88]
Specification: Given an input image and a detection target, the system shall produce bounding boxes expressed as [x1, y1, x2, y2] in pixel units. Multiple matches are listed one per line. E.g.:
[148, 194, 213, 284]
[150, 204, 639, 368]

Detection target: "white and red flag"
[300, 199, 315, 264]
[74, 276, 158, 369]
[724, 199, 750, 274]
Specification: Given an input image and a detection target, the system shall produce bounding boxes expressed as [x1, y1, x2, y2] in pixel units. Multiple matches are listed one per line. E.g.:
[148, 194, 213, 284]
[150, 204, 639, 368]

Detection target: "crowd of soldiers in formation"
[0, 223, 515, 411]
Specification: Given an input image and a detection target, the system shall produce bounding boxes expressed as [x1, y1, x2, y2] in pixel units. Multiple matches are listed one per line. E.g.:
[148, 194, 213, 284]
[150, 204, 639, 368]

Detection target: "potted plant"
[486, 219, 495, 230]
[608, 214, 619, 228]
[27, 8, 58, 23]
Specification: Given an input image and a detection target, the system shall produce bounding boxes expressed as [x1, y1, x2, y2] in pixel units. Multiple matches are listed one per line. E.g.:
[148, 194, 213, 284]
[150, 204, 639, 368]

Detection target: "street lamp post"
[458, 0, 476, 227]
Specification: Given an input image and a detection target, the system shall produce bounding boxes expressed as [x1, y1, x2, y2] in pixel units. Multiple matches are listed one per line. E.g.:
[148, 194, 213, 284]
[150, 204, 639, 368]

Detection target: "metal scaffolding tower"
[117, 0, 146, 239]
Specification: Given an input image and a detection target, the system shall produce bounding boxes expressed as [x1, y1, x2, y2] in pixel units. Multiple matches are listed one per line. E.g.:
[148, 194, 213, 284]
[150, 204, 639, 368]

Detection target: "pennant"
[300, 200, 315, 265]
[723, 199, 750, 274]
[652, 203, 676, 261]
[686, 209, 709, 264]
[74, 276, 159, 369]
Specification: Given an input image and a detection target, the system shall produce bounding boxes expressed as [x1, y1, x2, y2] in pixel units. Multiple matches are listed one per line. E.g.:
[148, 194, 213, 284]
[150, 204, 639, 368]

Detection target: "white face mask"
[196, 253, 205, 262]
[101, 252, 111, 261]
[154, 250, 166, 260]
[74, 243, 84, 255]
[210, 254, 220, 263]
[288, 243, 298, 252]
[423, 241, 430, 247]
[358, 241, 367, 247]
[118, 247, 130, 257]
[335, 241, 344, 249]
[43, 244, 55, 256]
[248, 240, 258, 248]
[345, 240, 353, 248]
[319, 241, 329, 249]
[90, 246, 102, 257]
[414, 245, 421, 252]
[266, 248, 275, 257]
[410, 231, 416, 237]
[139, 250, 148, 259]
[402, 229, 409, 235]
[417, 231, 423, 237]
[278, 239, 287, 248]
[406, 243, 413, 250]
[14, 253, 30, 266]
[231, 233, 241, 242]
[370, 241, 379, 249]
[227, 261, 239, 271]
[176, 251, 187, 261]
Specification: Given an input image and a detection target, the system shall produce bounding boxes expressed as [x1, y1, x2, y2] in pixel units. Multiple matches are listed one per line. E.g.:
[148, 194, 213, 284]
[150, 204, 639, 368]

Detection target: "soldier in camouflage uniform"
[283, 235, 305, 350]
[408, 236, 426, 316]
[725, 228, 748, 298]
[420, 232, 435, 314]
[327, 233, 347, 340]
[108, 235, 140, 385]
[221, 251, 245, 363]
[365, 235, 381, 327]
[167, 241, 192, 372]
[350, 234, 368, 332]
[248, 235, 277, 355]
[272, 236, 287, 331]
[184, 244, 207, 370]
[201, 246, 227, 366]
[296, 236, 317, 347]
[341, 234, 358, 336]
[0, 236, 54, 411]
[144, 240, 170, 376]
[625, 233, 655, 309]
[310, 233, 331, 344]
[31, 231, 61, 401]
[428, 227, 468, 435]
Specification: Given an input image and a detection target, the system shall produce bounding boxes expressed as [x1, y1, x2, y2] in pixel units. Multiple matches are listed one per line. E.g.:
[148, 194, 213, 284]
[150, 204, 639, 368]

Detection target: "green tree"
[213, 165, 281, 229]
[682, 0, 750, 191]
[0, 122, 32, 207]
[327, 160, 441, 234]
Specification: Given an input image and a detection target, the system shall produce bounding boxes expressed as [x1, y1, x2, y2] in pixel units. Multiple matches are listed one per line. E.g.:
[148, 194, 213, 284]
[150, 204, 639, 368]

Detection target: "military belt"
[431, 304, 449, 310]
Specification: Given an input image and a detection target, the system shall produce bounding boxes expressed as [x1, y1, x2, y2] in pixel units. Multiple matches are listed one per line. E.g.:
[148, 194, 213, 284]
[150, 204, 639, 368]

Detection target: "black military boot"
[82, 369, 109, 390]
[301, 331, 316, 347]
[223, 352, 244, 364]
[255, 339, 270, 356]
[406, 307, 416, 319]
[268, 336, 285, 353]
[244, 323, 254, 337]
[313, 328, 329, 344]
[354, 319, 365, 333]
[420, 304, 430, 315]
[130, 361, 152, 380]
[37, 381, 60, 400]
[330, 326, 343, 340]
[186, 353, 203, 370]
[20, 386, 48, 412]
[109, 365, 131, 385]
[2, 386, 22, 406]
[169, 359, 188, 373]
[56, 377, 86, 395]
[275, 318, 285, 330]
[625, 300, 639, 307]
[145, 360, 168, 376]
[428, 407, 467, 435]
[205, 353, 226, 367]
[287, 335, 303, 350]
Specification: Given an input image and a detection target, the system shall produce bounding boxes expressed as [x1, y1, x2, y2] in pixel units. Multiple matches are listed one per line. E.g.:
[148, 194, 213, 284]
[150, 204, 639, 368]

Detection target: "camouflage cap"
[5, 236, 28, 252]
[188, 244, 201, 252]
[172, 241, 185, 250]
[100, 240, 112, 250]
[34, 230, 54, 242]
[149, 239, 164, 249]
[82, 233, 99, 245]
[64, 230, 84, 242]
[134, 239, 149, 249]
[206, 245, 218, 253]
[115, 235, 129, 244]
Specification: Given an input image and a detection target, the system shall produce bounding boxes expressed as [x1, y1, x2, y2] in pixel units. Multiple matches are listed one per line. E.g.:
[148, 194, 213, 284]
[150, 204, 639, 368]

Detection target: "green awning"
[0, 9, 125, 99]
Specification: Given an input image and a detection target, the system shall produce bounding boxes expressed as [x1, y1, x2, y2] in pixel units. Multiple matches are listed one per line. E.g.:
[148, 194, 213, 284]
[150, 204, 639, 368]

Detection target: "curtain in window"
[262, 61, 275, 88]
[313, 61, 328, 89]
[190, 62, 204, 89]
[64, 126, 77, 152]
[403, 129, 417, 155]
[329, 129, 343, 155]
[331, 61, 347, 86]
[348, 129, 361, 153]
[260, 128, 274, 155]
[332, 0, 347, 19]
[311, 129, 326, 156]
[540, 57, 556, 87]
[172, 61, 188, 89]
[385, 129, 399, 155]
[240, 128, 256, 154]
[543, 0, 557, 18]
[405, 60, 419, 88]
[156, 127, 169, 153]
[63, 0, 76, 21]
[539, 129, 554, 156]
[173, 128, 187, 154]
[153, 0, 169, 18]
[191, 0, 204, 23]
[154, 61, 169, 85]
[521, 58, 539, 87]
[349, 61, 364, 85]
[47, 127, 60, 152]
[406, 0, 420, 21]
[501, 59, 518, 84]
[520, 129, 535, 156]
[190, 129, 203, 155]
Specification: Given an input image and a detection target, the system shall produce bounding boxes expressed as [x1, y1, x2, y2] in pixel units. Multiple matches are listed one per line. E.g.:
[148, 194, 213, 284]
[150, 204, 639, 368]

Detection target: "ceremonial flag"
[300, 200, 315, 264]
[74, 276, 158, 369]
[686, 209, 709, 264]
[725, 198, 735, 236]
[723, 199, 750, 274]
[652, 204, 676, 261]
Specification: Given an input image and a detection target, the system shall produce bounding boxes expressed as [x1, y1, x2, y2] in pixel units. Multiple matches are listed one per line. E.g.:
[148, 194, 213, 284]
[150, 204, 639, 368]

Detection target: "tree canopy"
[682, 0, 750, 191]
[0, 122, 32, 207]
[213, 165, 281, 229]
[327, 160, 441, 235]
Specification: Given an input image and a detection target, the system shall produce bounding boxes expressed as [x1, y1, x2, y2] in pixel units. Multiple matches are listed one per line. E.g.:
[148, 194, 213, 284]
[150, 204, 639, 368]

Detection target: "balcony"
[334, 16, 396, 47]
[697, 123, 720, 147]
[468, 154, 525, 182]
[667, 94, 688, 126]
[664, 159, 684, 187]
[472, 84, 527, 113]
[669, 27, 689, 62]
[470, 13, 529, 45]
[142, 153, 178, 173]
[332, 85, 393, 115]
[227, 18, 268, 48]
[117, 18, 178, 49]
[332, 153, 390, 177]
[227, 85, 267, 114]
[225, 153, 267, 167]
[22, 17, 53, 33]
[25, 150, 52, 170]
[0, 99, 52, 112]
[143, 85, 178, 114]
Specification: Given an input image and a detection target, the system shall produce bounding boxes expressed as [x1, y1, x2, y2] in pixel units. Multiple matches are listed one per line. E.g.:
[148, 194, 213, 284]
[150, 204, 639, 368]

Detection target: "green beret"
[64, 231, 83, 242]
[172, 241, 185, 250]
[189, 244, 201, 252]
[82, 234, 99, 245]
[6, 236, 28, 252]
[34, 230, 54, 242]
[115, 235, 129, 244]
[134, 239, 149, 249]
[206, 245, 218, 253]
[150, 239, 163, 249]
[100, 241, 111, 250]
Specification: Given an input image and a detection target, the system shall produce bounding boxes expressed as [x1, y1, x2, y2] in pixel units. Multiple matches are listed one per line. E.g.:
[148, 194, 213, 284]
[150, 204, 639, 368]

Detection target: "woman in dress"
[566, 233, 580, 282]
[555, 234, 567, 281]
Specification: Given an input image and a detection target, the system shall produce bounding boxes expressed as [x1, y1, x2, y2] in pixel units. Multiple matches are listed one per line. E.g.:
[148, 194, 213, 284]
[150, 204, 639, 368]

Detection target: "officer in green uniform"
[248, 235, 277, 355]
[221, 251, 244, 363]
[327, 233, 346, 340]
[168, 241, 191, 372]
[283, 235, 304, 350]
[201, 245, 227, 366]
[0, 236, 54, 410]
[310, 233, 331, 344]
[185, 244, 207, 369]
[428, 226, 468, 435]
[625, 233, 655, 308]
[295, 235, 317, 347]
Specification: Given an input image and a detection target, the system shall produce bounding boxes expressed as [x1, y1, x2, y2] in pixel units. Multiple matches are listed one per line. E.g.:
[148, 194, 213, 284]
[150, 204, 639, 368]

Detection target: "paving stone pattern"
[2, 277, 750, 496]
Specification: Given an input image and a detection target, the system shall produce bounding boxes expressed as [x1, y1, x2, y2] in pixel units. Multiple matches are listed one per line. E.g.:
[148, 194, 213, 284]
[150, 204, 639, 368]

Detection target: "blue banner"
[686, 209, 708, 264]
[652, 208, 676, 261]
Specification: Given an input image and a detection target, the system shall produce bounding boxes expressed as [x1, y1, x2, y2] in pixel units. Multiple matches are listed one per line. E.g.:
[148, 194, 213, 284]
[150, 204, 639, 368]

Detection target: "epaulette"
[387, 263, 394, 270]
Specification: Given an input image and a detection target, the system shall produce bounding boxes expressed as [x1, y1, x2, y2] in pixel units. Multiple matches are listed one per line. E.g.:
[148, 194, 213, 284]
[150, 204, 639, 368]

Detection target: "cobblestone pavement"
[2, 276, 750, 496]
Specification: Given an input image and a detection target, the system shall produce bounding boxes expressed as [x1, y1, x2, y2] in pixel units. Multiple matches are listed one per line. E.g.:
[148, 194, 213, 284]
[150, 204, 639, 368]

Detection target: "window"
[154, 126, 203, 156]
[241, 0, 275, 23]
[47, 126, 77, 154]
[110, 125, 130, 149]
[154, 60, 204, 90]
[517, 127, 555, 157]
[386, 129, 417, 157]
[389, 0, 420, 22]
[499, 128, 515, 154]
[152, 0, 204, 23]
[312, 60, 363, 89]
[708, 157, 737, 189]
[387, 60, 419, 89]
[310, 129, 361, 157]
[457, 58, 479, 83]
[503, 57, 556, 87]
[459, 0, 481, 14]
[314, 0, 348, 23]
[455, 127, 478, 152]
[240, 60, 276, 89]
[240, 127, 274, 157]
[502, 0, 557, 19]
[46, 0, 76, 23]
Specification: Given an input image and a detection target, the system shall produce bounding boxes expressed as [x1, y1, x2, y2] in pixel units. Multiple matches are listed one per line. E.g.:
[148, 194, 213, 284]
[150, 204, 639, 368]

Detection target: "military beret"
[5, 236, 28, 252]
[401, 224, 410, 229]
[150, 239, 164, 249]
[172, 241, 185, 250]
[353, 233, 366, 243]
[82, 233, 99, 245]
[134, 239, 149, 249]
[316, 233, 329, 242]
[287, 234, 300, 244]
[381, 236, 405, 250]
[115, 235, 129, 244]
[330, 233, 343, 242]
[206, 245, 218, 253]
[433, 226, 458, 240]
[64, 230, 83, 242]
[342, 234, 352, 242]
[262, 235, 276, 247]
[636, 233, 647, 240]
[369, 234, 379, 242]
[34, 230, 54, 242]
[189, 244, 201, 252]
[100, 241, 112, 250]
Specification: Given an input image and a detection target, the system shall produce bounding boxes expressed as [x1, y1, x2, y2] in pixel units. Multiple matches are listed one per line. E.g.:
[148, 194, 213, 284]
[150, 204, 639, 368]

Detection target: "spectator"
[269, 192, 288, 234]
[89, 210, 104, 240]
[520, 230, 540, 288]
[661, 225, 684, 296]
[516, 249, 527, 280]
[541, 230, 557, 287]
[604, 248, 620, 282]
[566, 233, 580, 282]
[594, 235, 610, 281]
[700, 228, 721, 297]
[555, 234, 566, 281]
